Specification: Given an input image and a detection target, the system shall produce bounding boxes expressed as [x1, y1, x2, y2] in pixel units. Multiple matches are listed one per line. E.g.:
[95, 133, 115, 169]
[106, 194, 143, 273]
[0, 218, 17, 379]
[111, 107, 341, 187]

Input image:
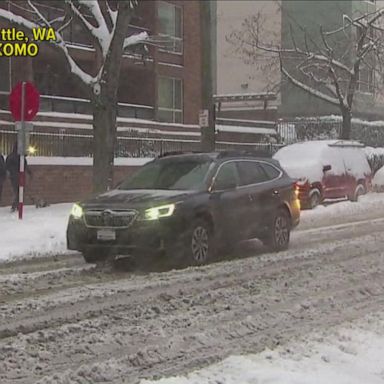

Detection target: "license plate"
[97, 229, 116, 241]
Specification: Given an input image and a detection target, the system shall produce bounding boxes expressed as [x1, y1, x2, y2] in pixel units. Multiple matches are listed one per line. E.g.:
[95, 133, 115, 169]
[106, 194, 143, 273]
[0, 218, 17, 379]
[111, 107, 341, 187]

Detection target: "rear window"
[237, 161, 269, 185]
[261, 163, 281, 180]
[339, 147, 371, 177]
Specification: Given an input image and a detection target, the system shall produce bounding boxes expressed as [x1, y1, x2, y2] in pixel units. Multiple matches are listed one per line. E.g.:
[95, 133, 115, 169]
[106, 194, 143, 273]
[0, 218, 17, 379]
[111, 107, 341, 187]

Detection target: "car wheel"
[263, 209, 291, 252]
[82, 248, 110, 264]
[309, 189, 321, 209]
[350, 184, 365, 202]
[187, 219, 214, 265]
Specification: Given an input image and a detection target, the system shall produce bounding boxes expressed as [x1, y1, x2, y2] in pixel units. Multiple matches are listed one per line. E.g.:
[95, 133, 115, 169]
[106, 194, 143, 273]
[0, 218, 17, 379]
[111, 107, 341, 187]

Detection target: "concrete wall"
[215, 0, 281, 95]
[280, 0, 352, 117]
[279, 0, 384, 120]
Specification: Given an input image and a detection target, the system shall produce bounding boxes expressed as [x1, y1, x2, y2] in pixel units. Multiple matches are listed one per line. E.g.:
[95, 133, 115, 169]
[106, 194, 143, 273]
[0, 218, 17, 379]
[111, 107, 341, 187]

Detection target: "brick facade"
[0, 165, 139, 207]
[0, 0, 203, 125]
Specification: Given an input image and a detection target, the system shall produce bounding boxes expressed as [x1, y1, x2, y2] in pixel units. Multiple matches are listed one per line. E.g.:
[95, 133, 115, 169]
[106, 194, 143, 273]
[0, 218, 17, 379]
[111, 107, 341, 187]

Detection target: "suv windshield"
[119, 158, 213, 190]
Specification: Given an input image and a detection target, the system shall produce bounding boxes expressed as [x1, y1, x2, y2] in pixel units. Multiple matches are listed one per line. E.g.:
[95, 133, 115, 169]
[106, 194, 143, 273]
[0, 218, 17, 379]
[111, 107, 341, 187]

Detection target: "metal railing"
[277, 118, 384, 147]
[0, 130, 284, 158]
[0, 92, 155, 120]
[277, 119, 341, 144]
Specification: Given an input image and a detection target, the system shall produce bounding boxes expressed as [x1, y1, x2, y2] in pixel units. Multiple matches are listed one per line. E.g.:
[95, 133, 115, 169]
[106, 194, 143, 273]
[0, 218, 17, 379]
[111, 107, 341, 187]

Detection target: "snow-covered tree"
[228, 7, 384, 139]
[0, 0, 150, 192]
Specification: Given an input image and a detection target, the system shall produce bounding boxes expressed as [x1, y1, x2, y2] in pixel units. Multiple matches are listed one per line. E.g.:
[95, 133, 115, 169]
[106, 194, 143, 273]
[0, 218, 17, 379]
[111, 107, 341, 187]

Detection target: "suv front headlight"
[143, 204, 175, 221]
[70, 203, 83, 219]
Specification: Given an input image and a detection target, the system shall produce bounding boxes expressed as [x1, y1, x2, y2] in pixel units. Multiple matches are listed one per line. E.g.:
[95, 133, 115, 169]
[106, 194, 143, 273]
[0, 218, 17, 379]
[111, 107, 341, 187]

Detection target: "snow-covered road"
[2, 193, 384, 262]
[1, 194, 384, 383]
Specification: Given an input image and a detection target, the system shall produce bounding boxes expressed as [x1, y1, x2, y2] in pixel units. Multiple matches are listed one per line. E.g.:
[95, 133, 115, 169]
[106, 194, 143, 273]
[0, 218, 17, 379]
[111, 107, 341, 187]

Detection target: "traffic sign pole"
[9, 81, 40, 219]
[18, 82, 26, 220]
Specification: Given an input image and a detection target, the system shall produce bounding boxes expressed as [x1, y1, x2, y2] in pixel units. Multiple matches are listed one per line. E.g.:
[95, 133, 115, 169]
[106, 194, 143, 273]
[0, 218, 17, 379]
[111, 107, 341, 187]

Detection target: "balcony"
[0, 91, 154, 120]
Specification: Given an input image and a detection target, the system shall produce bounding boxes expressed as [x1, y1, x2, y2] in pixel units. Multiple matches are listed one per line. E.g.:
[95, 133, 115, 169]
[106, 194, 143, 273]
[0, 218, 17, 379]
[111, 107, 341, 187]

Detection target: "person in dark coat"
[6, 143, 32, 211]
[0, 152, 6, 204]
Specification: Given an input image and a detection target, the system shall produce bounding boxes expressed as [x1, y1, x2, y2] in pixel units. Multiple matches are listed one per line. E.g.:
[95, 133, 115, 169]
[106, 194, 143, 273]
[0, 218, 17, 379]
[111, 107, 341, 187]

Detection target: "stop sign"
[9, 82, 40, 121]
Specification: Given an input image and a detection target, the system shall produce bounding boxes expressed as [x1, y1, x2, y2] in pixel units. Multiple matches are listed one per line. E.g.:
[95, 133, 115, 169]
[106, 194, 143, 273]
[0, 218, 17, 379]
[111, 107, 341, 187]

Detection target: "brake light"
[293, 182, 300, 198]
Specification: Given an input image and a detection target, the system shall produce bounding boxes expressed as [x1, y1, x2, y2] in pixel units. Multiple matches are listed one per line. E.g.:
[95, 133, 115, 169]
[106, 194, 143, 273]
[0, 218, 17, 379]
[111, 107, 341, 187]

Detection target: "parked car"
[67, 151, 300, 266]
[273, 140, 372, 209]
[372, 164, 384, 192]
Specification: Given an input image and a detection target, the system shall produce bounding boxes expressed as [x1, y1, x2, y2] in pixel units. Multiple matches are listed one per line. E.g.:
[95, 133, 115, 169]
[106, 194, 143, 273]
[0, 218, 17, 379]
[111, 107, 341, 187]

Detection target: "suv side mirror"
[323, 165, 332, 172]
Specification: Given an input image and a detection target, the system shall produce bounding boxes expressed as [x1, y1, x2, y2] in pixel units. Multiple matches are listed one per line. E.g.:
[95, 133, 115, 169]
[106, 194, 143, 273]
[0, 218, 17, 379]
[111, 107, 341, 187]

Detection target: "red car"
[274, 140, 372, 209]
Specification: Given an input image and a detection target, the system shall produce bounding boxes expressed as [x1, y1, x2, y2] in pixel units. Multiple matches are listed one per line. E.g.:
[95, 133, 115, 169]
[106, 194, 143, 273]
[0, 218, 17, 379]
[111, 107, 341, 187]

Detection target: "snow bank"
[300, 193, 384, 229]
[0, 204, 72, 262]
[141, 312, 384, 384]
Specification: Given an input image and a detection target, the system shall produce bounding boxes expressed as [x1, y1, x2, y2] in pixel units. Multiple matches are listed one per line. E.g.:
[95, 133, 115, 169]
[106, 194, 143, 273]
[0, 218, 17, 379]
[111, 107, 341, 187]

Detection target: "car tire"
[185, 218, 215, 266]
[262, 209, 291, 252]
[309, 188, 321, 209]
[82, 248, 110, 264]
[350, 183, 365, 202]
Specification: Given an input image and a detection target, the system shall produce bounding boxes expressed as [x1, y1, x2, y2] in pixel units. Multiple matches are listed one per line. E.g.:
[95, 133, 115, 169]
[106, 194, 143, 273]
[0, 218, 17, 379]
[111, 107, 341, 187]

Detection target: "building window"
[158, 1, 183, 54]
[158, 77, 183, 123]
[356, 26, 375, 94]
[0, 58, 10, 92]
[357, 67, 375, 94]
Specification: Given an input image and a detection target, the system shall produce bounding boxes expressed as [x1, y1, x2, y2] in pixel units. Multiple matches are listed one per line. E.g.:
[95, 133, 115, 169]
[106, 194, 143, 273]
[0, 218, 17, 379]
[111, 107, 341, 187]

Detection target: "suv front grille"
[84, 209, 137, 228]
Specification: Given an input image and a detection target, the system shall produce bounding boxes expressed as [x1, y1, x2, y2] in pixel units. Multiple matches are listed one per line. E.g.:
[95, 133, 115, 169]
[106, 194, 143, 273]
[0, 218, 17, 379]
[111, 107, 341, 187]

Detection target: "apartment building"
[0, 0, 203, 125]
[215, 0, 384, 120]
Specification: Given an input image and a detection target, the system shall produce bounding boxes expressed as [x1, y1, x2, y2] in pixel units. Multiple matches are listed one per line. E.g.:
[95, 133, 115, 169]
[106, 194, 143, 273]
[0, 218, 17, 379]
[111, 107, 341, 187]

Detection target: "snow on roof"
[216, 124, 277, 135]
[274, 141, 369, 183]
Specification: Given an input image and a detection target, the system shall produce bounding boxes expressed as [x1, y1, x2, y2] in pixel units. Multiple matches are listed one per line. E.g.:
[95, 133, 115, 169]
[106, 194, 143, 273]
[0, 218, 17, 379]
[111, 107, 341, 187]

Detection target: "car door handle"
[272, 190, 280, 196]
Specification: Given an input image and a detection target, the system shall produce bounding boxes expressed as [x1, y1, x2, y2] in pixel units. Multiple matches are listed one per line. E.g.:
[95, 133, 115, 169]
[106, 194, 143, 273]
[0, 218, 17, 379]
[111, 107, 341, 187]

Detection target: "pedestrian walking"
[6, 143, 32, 212]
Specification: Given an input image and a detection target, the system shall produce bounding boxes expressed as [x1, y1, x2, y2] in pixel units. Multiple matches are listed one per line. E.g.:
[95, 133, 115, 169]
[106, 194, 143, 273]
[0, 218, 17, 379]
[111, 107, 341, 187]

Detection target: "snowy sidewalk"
[0, 203, 72, 262]
[141, 312, 384, 384]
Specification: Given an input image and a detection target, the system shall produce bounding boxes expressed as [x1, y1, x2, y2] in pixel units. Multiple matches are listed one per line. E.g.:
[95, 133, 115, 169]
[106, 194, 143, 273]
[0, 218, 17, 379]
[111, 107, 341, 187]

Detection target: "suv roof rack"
[328, 140, 364, 148]
[157, 151, 203, 158]
[217, 149, 272, 159]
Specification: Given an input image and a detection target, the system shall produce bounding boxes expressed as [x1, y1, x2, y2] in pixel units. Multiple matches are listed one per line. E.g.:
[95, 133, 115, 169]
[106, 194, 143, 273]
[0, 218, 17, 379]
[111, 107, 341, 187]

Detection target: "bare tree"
[228, 7, 384, 139]
[0, 0, 154, 192]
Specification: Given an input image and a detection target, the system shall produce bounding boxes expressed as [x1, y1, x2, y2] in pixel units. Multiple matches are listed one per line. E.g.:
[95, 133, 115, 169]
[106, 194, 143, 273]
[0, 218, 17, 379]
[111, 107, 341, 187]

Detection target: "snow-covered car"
[67, 151, 300, 266]
[273, 140, 372, 209]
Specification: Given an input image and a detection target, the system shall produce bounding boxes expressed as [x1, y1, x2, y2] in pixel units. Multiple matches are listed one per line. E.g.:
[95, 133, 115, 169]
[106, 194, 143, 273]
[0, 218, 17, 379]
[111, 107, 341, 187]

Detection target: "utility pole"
[200, 0, 215, 152]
